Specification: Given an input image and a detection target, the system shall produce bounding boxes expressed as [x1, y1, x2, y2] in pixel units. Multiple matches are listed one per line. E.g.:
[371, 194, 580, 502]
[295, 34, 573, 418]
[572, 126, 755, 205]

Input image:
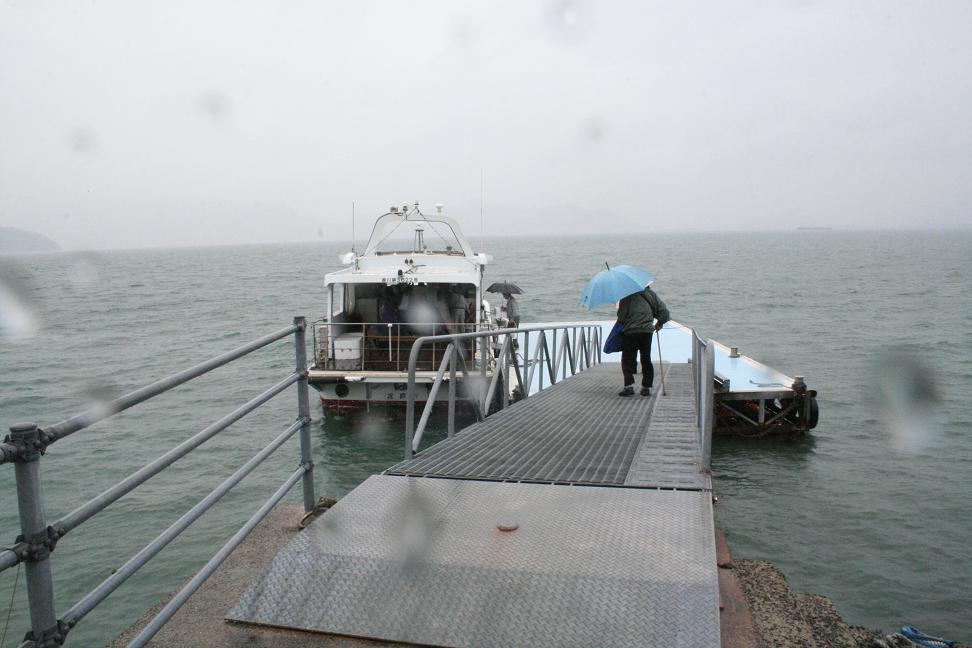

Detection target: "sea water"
[0, 231, 969, 645]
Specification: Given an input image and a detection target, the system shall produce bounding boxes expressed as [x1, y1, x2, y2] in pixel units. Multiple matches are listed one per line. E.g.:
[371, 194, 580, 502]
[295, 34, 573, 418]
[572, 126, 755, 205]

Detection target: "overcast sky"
[1, 1, 971, 250]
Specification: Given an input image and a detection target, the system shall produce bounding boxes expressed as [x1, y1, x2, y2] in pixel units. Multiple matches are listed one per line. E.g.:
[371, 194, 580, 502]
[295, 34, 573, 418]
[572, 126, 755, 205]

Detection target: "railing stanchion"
[595, 326, 603, 364]
[523, 330, 531, 398]
[480, 334, 488, 404]
[568, 327, 577, 375]
[405, 340, 420, 460]
[551, 330, 558, 383]
[702, 338, 715, 470]
[9, 423, 60, 646]
[500, 335, 510, 409]
[387, 323, 393, 362]
[448, 344, 456, 437]
[294, 317, 315, 513]
[537, 331, 550, 391]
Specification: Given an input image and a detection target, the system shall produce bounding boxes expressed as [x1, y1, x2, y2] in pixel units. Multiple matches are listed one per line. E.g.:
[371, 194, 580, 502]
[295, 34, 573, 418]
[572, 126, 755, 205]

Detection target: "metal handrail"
[2, 317, 316, 647]
[0, 324, 299, 463]
[403, 323, 604, 459]
[127, 466, 306, 647]
[691, 330, 715, 470]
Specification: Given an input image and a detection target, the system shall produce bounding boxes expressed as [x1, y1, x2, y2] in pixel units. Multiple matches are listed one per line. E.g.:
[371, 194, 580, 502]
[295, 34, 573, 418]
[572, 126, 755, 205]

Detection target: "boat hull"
[313, 378, 485, 417]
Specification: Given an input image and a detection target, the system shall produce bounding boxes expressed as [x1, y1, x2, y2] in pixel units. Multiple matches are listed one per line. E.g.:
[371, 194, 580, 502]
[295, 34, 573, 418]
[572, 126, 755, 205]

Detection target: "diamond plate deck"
[228, 475, 721, 648]
[625, 363, 711, 490]
[387, 363, 666, 486]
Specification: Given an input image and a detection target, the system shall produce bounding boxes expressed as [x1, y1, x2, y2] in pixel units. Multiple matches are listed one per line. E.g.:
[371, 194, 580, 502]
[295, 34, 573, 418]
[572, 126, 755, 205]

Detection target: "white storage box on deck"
[333, 332, 364, 360]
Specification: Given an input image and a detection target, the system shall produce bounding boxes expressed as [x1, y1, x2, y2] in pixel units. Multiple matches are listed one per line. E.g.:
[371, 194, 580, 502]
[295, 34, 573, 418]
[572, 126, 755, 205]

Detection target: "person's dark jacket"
[617, 287, 669, 334]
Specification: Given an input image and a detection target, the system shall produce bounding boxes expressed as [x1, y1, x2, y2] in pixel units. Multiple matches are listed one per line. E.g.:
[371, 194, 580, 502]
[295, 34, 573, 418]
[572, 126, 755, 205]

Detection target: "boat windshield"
[364, 210, 472, 257]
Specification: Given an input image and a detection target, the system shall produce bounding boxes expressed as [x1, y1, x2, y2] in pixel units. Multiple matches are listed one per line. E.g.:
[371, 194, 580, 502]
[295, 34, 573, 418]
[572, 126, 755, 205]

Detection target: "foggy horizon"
[5, 219, 972, 255]
[3, 1, 971, 251]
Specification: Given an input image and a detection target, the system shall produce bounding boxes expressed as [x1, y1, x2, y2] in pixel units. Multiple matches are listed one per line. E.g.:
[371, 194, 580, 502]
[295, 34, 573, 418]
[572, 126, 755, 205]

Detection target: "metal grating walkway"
[387, 362, 708, 489]
[626, 363, 711, 490]
[228, 475, 721, 648]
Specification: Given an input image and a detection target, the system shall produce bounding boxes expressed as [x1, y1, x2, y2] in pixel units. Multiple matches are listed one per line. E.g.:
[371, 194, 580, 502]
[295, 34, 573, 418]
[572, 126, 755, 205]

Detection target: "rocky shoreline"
[729, 558, 968, 648]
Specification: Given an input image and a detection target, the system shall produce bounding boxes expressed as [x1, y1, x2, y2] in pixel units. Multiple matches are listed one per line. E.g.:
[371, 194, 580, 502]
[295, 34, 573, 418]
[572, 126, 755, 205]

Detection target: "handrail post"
[294, 317, 315, 513]
[551, 330, 558, 383]
[594, 326, 603, 364]
[9, 422, 61, 646]
[522, 330, 530, 399]
[500, 334, 510, 409]
[701, 338, 715, 470]
[405, 340, 421, 460]
[692, 333, 700, 427]
[448, 344, 456, 437]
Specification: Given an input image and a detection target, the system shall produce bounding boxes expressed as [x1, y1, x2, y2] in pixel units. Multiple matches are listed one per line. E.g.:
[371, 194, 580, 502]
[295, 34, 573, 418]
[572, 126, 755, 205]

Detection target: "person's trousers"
[620, 331, 653, 388]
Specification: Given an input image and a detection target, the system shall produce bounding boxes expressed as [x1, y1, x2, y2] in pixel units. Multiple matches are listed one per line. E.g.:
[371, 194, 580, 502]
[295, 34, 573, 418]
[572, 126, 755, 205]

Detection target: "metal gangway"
[392, 323, 716, 489]
[230, 324, 723, 648]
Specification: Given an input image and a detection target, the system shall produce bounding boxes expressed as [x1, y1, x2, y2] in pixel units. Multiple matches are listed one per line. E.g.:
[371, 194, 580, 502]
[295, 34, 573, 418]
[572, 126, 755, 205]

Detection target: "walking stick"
[655, 325, 667, 396]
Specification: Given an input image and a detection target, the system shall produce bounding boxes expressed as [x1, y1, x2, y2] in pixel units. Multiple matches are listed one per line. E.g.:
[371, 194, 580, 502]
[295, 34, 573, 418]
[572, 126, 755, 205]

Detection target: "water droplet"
[66, 126, 97, 154]
[199, 92, 230, 121]
[580, 116, 606, 145]
[0, 261, 39, 343]
[68, 255, 101, 292]
[0, 283, 36, 342]
[875, 352, 942, 452]
[545, 0, 594, 45]
[451, 16, 476, 47]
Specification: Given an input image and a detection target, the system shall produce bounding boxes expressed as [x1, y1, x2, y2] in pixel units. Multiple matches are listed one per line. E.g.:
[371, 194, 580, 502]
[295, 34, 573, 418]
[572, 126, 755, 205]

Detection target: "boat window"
[331, 283, 344, 316]
[345, 283, 355, 314]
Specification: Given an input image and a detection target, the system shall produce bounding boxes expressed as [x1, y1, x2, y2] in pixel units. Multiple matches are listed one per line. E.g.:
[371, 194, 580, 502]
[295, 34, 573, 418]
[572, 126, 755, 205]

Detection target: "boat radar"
[413, 223, 426, 252]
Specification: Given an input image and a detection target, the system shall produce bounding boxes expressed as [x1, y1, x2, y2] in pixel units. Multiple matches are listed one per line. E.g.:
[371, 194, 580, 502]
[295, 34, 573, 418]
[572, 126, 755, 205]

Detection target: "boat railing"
[0, 317, 317, 648]
[404, 323, 604, 459]
[312, 319, 482, 373]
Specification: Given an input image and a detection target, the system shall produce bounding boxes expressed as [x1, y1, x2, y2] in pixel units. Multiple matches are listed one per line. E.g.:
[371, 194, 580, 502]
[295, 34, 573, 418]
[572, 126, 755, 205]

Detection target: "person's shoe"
[618, 386, 634, 397]
[640, 387, 651, 396]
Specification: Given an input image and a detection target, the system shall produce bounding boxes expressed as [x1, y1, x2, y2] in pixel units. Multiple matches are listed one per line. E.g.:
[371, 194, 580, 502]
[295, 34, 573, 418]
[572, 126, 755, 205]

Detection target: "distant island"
[795, 226, 833, 231]
[0, 226, 60, 254]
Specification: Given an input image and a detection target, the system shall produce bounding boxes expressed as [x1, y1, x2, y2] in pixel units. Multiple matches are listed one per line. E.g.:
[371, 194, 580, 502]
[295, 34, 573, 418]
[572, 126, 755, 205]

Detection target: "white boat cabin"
[315, 203, 492, 375]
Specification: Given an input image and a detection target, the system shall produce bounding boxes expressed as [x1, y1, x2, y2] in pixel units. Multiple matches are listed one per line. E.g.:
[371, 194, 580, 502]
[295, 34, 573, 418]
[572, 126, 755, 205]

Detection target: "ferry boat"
[309, 203, 500, 415]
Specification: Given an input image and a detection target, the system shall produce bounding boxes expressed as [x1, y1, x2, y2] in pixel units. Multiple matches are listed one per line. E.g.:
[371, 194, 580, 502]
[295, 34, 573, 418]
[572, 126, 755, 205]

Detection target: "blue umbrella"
[579, 263, 654, 310]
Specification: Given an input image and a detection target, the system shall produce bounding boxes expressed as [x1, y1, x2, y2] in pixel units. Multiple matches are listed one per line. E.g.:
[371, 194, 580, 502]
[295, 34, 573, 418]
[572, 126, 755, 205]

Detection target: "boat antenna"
[480, 169, 486, 254]
[605, 261, 610, 271]
[351, 201, 356, 253]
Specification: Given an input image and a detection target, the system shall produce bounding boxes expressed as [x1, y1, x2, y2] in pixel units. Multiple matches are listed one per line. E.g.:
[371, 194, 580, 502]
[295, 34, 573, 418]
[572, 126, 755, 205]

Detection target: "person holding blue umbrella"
[580, 264, 670, 396]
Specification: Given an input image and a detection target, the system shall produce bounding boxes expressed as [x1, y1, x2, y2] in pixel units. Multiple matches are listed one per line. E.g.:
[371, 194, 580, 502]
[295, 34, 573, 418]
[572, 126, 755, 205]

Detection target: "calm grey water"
[1, 231, 970, 645]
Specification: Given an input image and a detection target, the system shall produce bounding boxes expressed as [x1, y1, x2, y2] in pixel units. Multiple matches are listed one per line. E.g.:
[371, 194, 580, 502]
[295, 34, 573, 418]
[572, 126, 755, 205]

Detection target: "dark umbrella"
[486, 281, 523, 294]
